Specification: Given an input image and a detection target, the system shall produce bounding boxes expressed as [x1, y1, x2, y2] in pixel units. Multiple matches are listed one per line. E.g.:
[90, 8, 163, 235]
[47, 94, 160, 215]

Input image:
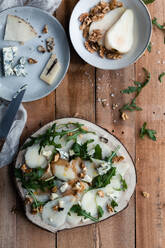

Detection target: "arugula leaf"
[26, 187, 45, 211]
[111, 200, 118, 209]
[140, 122, 157, 141]
[152, 17, 165, 30]
[158, 72, 165, 82]
[114, 175, 128, 191]
[142, 0, 155, 4]
[70, 204, 99, 222]
[105, 145, 120, 163]
[71, 139, 94, 160]
[93, 144, 102, 160]
[147, 41, 152, 52]
[91, 167, 116, 189]
[14, 167, 57, 191]
[97, 205, 104, 219]
[120, 68, 150, 113]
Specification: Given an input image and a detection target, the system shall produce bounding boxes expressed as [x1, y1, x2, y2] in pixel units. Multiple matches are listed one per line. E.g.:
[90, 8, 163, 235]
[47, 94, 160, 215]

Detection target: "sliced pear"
[4, 15, 37, 42]
[42, 196, 75, 228]
[51, 159, 76, 181]
[105, 9, 134, 53]
[81, 190, 97, 216]
[89, 7, 125, 45]
[66, 212, 82, 225]
[25, 144, 47, 169]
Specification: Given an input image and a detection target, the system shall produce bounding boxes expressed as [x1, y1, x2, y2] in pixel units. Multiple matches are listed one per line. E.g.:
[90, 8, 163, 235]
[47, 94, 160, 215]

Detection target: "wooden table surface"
[0, 1, 165, 247]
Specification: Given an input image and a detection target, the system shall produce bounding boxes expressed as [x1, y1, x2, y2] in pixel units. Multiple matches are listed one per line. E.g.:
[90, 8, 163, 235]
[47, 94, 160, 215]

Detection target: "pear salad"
[79, 0, 134, 59]
[15, 119, 136, 232]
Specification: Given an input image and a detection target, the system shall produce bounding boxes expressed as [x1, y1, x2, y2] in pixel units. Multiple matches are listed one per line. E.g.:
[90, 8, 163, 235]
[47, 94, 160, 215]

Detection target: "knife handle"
[0, 138, 5, 152]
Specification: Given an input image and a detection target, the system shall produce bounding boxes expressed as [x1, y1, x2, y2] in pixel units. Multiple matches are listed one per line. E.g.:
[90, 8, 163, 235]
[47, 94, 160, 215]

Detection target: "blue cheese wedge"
[13, 57, 27, 77]
[2, 46, 17, 76]
[40, 54, 61, 85]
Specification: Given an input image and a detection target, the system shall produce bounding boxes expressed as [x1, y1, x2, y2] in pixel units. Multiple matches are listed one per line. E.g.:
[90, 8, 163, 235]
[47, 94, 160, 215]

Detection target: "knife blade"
[0, 84, 27, 152]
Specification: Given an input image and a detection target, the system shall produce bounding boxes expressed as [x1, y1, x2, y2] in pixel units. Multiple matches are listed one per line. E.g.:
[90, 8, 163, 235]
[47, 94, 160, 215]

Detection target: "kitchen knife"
[0, 85, 27, 152]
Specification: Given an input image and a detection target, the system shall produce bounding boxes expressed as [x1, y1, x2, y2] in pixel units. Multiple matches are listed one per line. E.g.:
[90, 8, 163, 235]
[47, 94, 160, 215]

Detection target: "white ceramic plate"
[0, 7, 70, 102]
[69, 0, 151, 70]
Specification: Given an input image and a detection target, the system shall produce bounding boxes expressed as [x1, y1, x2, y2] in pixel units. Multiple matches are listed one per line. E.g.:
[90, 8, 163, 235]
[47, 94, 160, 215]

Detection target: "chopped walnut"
[97, 190, 104, 197]
[102, 6, 110, 14]
[112, 156, 124, 163]
[83, 26, 89, 39]
[79, 172, 86, 178]
[46, 37, 55, 52]
[88, 29, 103, 43]
[38, 205, 43, 213]
[99, 46, 106, 58]
[25, 196, 33, 205]
[106, 52, 122, 60]
[107, 204, 114, 213]
[92, 13, 104, 22]
[121, 112, 129, 121]
[53, 153, 60, 162]
[31, 208, 38, 215]
[42, 24, 48, 34]
[142, 192, 150, 198]
[79, 13, 89, 22]
[73, 181, 86, 193]
[52, 205, 59, 211]
[28, 58, 38, 64]
[37, 45, 46, 53]
[85, 41, 96, 53]
[21, 164, 27, 173]
[67, 132, 73, 136]
[51, 186, 58, 193]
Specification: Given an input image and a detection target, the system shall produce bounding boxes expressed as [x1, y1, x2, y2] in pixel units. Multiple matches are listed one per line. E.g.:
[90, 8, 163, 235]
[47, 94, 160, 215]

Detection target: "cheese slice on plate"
[4, 15, 37, 42]
[40, 54, 61, 85]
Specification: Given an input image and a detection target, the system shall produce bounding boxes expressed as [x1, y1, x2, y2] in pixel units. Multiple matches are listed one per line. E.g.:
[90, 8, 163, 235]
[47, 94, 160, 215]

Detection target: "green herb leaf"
[114, 175, 128, 191]
[15, 167, 57, 191]
[71, 139, 94, 160]
[26, 187, 45, 210]
[91, 167, 116, 189]
[70, 204, 98, 222]
[93, 144, 102, 160]
[97, 205, 104, 219]
[111, 200, 118, 209]
[120, 68, 150, 113]
[140, 122, 157, 141]
[142, 0, 155, 4]
[105, 145, 120, 163]
[152, 17, 165, 30]
[147, 41, 152, 52]
[158, 72, 165, 82]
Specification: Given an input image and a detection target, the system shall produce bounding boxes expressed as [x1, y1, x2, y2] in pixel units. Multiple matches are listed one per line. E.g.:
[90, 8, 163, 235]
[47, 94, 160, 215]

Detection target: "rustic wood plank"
[95, 67, 136, 248]
[55, 0, 96, 247]
[16, 94, 56, 248]
[0, 166, 16, 248]
[136, 2, 165, 248]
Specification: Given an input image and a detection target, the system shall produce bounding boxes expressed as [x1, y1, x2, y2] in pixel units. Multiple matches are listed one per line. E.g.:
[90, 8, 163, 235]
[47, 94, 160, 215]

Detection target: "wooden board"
[0, 0, 165, 248]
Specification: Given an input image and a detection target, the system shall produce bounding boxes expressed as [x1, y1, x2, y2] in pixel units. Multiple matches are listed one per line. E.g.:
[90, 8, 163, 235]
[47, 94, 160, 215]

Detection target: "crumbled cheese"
[97, 162, 111, 175]
[82, 174, 92, 183]
[60, 182, 69, 193]
[57, 149, 69, 160]
[75, 182, 81, 190]
[69, 149, 75, 156]
[2, 46, 17, 76]
[59, 200, 64, 208]
[88, 149, 95, 156]
[42, 150, 52, 159]
[50, 193, 59, 200]
[13, 57, 27, 77]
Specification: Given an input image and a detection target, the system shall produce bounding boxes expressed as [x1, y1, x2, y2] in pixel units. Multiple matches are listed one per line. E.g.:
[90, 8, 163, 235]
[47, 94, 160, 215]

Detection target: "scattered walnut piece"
[46, 37, 55, 52]
[142, 192, 150, 198]
[52, 205, 59, 211]
[37, 45, 46, 53]
[107, 204, 114, 213]
[97, 190, 104, 198]
[79, 172, 86, 178]
[28, 58, 38, 64]
[51, 186, 58, 193]
[99, 45, 106, 58]
[112, 156, 124, 163]
[121, 112, 129, 121]
[42, 24, 48, 34]
[85, 41, 96, 53]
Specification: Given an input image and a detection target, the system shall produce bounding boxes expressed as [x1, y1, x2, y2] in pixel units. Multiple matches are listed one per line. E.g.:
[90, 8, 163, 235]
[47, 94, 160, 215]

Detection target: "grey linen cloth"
[0, 0, 62, 167]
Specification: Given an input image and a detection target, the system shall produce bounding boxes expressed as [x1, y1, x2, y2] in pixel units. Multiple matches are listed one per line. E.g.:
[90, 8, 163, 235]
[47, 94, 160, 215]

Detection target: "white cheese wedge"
[40, 54, 61, 85]
[105, 9, 134, 53]
[89, 7, 125, 45]
[2, 46, 17, 76]
[4, 15, 37, 42]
